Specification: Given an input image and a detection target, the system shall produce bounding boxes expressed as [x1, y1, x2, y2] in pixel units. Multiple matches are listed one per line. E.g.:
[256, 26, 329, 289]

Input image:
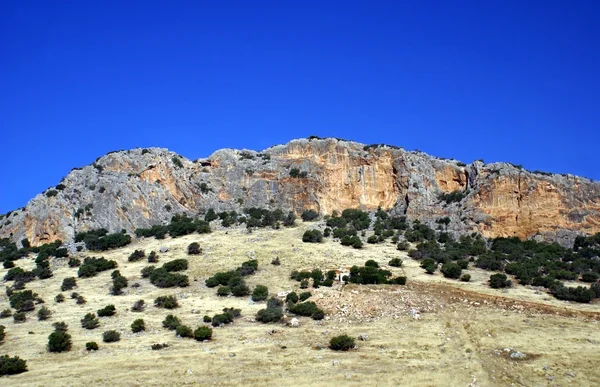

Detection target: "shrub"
[0, 325, 5, 344]
[162, 259, 188, 272]
[162, 314, 181, 330]
[365, 259, 379, 268]
[329, 335, 355, 351]
[271, 257, 281, 265]
[187, 242, 201, 255]
[203, 315, 212, 323]
[231, 283, 250, 297]
[147, 251, 159, 263]
[489, 273, 511, 289]
[151, 343, 169, 350]
[48, 330, 72, 352]
[172, 156, 183, 169]
[78, 257, 118, 278]
[85, 341, 99, 351]
[217, 286, 231, 297]
[0, 354, 28, 375]
[289, 301, 324, 319]
[299, 291, 312, 301]
[131, 299, 145, 312]
[176, 325, 193, 338]
[75, 230, 132, 251]
[194, 326, 212, 341]
[388, 258, 403, 267]
[141, 265, 155, 278]
[581, 272, 600, 283]
[128, 250, 145, 262]
[286, 292, 299, 303]
[460, 274, 471, 282]
[9, 290, 36, 311]
[111, 272, 128, 295]
[103, 330, 121, 343]
[131, 319, 146, 333]
[76, 295, 86, 304]
[97, 305, 116, 317]
[300, 279, 309, 289]
[13, 312, 26, 323]
[79, 313, 99, 330]
[441, 262, 462, 279]
[53, 321, 68, 332]
[0, 309, 12, 318]
[256, 307, 283, 323]
[251, 285, 269, 302]
[61, 277, 77, 291]
[37, 306, 52, 321]
[301, 210, 319, 221]
[154, 295, 179, 309]
[149, 268, 189, 288]
[55, 294, 65, 303]
[302, 230, 323, 243]
[68, 258, 81, 267]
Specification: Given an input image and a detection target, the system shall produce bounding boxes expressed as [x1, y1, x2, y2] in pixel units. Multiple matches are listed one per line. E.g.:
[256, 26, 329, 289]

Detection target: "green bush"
[441, 262, 462, 279]
[154, 295, 179, 309]
[0, 325, 5, 344]
[55, 294, 65, 303]
[12, 312, 26, 323]
[286, 292, 299, 303]
[251, 285, 269, 302]
[329, 335, 355, 351]
[289, 301, 324, 319]
[53, 321, 68, 332]
[131, 319, 146, 333]
[388, 258, 403, 267]
[162, 259, 188, 272]
[194, 326, 213, 341]
[151, 343, 169, 350]
[162, 314, 181, 330]
[48, 330, 72, 352]
[78, 257, 118, 278]
[81, 313, 100, 329]
[75, 230, 132, 251]
[111, 272, 128, 295]
[0, 354, 28, 375]
[128, 250, 145, 262]
[460, 274, 471, 282]
[217, 286, 231, 297]
[301, 210, 319, 221]
[172, 156, 183, 169]
[302, 229, 323, 243]
[256, 307, 283, 323]
[176, 325, 193, 338]
[0, 309, 11, 319]
[187, 242, 201, 255]
[97, 305, 116, 317]
[147, 251, 159, 263]
[489, 273, 511, 289]
[68, 258, 81, 267]
[9, 290, 36, 312]
[131, 299, 145, 312]
[299, 291, 312, 301]
[581, 272, 600, 283]
[149, 268, 189, 288]
[102, 330, 120, 343]
[37, 306, 52, 321]
[365, 259, 379, 268]
[231, 283, 250, 297]
[85, 341, 99, 351]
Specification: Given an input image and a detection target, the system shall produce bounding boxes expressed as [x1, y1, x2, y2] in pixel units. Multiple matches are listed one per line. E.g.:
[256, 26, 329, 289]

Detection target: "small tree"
[131, 319, 145, 333]
[102, 330, 120, 343]
[329, 335, 355, 351]
[251, 285, 269, 302]
[0, 354, 28, 375]
[48, 330, 72, 352]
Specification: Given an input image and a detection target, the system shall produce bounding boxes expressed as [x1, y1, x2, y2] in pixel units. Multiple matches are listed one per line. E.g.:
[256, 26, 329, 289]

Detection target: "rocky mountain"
[1, 137, 598, 246]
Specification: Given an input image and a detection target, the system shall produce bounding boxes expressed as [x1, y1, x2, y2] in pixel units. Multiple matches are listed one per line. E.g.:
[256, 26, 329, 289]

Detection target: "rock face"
[0, 138, 598, 246]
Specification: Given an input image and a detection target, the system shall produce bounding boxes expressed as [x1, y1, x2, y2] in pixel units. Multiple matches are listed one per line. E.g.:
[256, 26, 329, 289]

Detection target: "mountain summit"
[1, 137, 598, 246]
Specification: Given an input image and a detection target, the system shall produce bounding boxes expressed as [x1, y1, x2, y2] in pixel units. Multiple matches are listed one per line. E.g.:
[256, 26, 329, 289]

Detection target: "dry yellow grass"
[1, 222, 599, 386]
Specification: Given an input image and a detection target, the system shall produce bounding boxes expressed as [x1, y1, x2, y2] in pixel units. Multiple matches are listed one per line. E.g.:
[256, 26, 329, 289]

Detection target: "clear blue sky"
[1, 1, 599, 213]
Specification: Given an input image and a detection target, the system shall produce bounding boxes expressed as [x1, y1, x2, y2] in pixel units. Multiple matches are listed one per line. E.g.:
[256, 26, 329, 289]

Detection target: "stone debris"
[290, 318, 299, 327]
[159, 246, 169, 253]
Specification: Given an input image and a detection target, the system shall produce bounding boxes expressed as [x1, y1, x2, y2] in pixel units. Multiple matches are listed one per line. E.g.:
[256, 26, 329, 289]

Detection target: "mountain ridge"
[1, 137, 599, 246]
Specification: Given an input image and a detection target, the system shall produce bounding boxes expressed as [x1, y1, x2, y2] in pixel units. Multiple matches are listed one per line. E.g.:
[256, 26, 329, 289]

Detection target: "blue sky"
[1, 1, 599, 213]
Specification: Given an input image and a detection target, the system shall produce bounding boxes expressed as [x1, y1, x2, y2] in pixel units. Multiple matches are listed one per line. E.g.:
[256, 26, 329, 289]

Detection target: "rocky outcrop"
[0, 138, 598, 246]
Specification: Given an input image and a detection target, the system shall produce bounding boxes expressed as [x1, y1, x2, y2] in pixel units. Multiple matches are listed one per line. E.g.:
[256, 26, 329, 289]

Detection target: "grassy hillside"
[1, 223, 599, 386]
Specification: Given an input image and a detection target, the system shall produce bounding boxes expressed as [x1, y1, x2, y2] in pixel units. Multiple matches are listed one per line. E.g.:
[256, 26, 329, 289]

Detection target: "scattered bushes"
[81, 313, 100, 329]
[154, 295, 179, 309]
[97, 305, 116, 317]
[74, 229, 132, 251]
[0, 354, 28, 375]
[86, 341, 99, 351]
[131, 319, 146, 333]
[102, 330, 121, 343]
[135, 214, 211, 239]
[329, 335, 355, 351]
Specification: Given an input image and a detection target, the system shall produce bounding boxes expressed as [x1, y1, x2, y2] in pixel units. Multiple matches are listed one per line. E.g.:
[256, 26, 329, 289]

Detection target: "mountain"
[0, 137, 598, 246]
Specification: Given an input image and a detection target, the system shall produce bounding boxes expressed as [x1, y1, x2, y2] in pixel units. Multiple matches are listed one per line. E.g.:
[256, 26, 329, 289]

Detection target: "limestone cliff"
[0, 138, 598, 246]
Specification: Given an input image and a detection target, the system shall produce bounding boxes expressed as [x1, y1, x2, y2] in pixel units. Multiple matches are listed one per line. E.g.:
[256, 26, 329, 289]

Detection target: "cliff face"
[0, 138, 598, 246]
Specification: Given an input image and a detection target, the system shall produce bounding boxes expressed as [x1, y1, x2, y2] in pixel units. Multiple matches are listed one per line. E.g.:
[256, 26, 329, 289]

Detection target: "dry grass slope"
[1, 222, 599, 386]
